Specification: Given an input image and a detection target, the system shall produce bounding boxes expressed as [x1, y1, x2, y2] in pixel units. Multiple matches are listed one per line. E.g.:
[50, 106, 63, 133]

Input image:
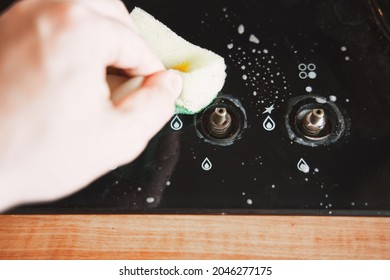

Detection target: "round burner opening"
[285, 95, 346, 146]
[195, 95, 247, 146]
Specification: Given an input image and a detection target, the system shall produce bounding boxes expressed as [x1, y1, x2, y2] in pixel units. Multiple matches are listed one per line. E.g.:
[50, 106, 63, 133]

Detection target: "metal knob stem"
[208, 107, 232, 137]
[303, 108, 327, 136]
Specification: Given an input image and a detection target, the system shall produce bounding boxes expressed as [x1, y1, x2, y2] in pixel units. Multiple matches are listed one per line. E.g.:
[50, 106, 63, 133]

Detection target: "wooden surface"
[0, 215, 389, 259]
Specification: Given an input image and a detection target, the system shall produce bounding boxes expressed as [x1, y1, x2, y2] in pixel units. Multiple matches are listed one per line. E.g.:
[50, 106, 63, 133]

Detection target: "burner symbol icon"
[297, 158, 310, 173]
[263, 115, 276, 131]
[298, 63, 317, 80]
[170, 115, 183, 131]
[201, 157, 212, 171]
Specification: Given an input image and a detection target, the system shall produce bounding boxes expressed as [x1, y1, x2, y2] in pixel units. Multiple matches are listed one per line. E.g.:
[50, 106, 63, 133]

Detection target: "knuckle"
[43, 2, 89, 32]
[9, 1, 27, 15]
[51, 2, 86, 19]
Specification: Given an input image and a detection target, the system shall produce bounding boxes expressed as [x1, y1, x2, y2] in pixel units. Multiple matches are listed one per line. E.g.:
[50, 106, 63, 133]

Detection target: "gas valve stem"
[303, 108, 327, 136]
[208, 107, 232, 138]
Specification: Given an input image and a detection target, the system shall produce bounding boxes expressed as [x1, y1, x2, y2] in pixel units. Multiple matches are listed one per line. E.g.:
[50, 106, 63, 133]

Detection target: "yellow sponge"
[130, 7, 227, 114]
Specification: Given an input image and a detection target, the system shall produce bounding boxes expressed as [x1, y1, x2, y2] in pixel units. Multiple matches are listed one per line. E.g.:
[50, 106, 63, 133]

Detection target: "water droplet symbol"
[297, 158, 310, 173]
[201, 157, 212, 171]
[170, 115, 183, 131]
[263, 116, 275, 131]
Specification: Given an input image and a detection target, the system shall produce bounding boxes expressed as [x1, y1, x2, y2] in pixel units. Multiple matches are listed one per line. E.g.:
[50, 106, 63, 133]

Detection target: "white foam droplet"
[242, 74, 247, 80]
[146, 197, 155, 204]
[329, 95, 337, 102]
[227, 43, 234, 49]
[306, 86, 312, 92]
[341, 46, 347, 52]
[238, 24, 245, 34]
[345, 56, 350, 61]
[249, 34, 259, 44]
[166, 181, 171, 186]
[246, 199, 253, 205]
[316, 97, 327, 104]
[263, 49, 268, 54]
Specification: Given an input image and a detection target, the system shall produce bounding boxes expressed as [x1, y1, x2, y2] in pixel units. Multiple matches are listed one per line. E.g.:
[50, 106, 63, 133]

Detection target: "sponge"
[130, 7, 227, 114]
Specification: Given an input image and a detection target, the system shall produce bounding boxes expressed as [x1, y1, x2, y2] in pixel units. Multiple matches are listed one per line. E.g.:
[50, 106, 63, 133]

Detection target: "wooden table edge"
[0, 214, 389, 259]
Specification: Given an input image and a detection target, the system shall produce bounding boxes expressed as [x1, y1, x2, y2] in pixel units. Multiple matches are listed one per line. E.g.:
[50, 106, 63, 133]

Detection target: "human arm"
[0, 0, 181, 211]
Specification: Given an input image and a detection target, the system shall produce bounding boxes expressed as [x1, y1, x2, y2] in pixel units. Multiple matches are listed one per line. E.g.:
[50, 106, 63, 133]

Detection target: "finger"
[11, 1, 162, 76]
[76, 0, 138, 30]
[106, 74, 128, 93]
[91, 16, 164, 76]
[113, 70, 182, 139]
[108, 75, 145, 104]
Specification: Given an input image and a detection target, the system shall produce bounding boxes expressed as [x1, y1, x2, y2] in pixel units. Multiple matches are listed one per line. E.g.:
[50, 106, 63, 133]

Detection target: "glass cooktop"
[4, 0, 390, 215]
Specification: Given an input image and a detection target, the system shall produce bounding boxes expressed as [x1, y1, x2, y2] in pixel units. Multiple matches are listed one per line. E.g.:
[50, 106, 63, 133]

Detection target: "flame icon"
[297, 158, 310, 173]
[170, 115, 183, 131]
[263, 115, 276, 131]
[201, 157, 212, 171]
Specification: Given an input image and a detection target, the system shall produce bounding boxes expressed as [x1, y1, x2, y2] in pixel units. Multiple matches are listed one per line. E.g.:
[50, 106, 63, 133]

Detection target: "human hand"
[0, 0, 182, 211]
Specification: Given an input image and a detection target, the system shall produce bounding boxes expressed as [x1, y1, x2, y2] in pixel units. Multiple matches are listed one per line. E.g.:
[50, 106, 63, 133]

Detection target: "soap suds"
[146, 197, 155, 204]
[238, 24, 245, 34]
[249, 34, 259, 44]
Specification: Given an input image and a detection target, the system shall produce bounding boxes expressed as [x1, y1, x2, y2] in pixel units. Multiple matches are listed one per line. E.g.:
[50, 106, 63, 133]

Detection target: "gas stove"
[5, 0, 390, 215]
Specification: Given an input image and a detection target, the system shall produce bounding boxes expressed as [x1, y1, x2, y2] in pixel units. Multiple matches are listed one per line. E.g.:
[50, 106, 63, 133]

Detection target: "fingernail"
[168, 70, 182, 99]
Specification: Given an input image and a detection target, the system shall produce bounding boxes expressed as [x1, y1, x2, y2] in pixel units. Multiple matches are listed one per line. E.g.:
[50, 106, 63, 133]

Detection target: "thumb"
[112, 70, 182, 138]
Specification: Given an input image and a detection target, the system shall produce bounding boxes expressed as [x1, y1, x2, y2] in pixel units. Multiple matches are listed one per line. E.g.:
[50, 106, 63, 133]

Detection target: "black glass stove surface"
[5, 0, 390, 215]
